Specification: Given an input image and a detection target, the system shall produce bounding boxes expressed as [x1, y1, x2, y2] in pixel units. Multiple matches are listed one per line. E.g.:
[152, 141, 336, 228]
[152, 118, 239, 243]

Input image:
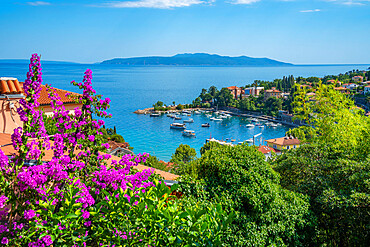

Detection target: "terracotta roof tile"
[265, 137, 301, 146]
[37, 85, 81, 106]
[107, 140, 129, 150]
[258, 145, 275, 154]
[0, 78, 23, 94]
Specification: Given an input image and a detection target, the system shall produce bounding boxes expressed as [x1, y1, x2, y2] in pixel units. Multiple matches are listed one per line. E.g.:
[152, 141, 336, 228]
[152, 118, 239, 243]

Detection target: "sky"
[0, 0, 369, 64]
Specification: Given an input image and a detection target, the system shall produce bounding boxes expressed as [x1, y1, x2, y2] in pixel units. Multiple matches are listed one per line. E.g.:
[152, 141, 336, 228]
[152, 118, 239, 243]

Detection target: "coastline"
[134, 106, 303, 128]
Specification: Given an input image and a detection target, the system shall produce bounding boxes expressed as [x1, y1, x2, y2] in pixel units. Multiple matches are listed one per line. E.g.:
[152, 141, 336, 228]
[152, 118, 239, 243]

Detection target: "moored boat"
[183, 118, 194, 123]
[201, 123, 210, 127]
[246, 124, 254, 128]
[150, 113, 160, 117]
[170, 123, 186, 129]
[182, 130, 196, 137]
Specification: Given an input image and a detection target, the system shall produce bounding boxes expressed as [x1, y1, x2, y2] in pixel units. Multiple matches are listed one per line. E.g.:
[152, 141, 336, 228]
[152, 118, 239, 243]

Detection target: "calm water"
[1, 62, 369, 161]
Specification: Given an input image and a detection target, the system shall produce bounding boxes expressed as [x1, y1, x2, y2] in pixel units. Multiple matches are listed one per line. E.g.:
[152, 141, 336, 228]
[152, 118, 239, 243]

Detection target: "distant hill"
[101, 53, 293, 66]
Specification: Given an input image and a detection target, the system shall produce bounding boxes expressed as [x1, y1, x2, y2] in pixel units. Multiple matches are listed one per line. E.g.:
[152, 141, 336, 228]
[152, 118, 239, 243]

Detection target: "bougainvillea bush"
[0, 54, 233, 246]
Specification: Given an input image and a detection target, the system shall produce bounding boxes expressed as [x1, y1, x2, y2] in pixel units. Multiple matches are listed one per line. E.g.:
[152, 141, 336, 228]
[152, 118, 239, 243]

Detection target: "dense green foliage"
[180, 144, 312, 246]
[273, 144, 370, 246]
[274, 85, 370, 246]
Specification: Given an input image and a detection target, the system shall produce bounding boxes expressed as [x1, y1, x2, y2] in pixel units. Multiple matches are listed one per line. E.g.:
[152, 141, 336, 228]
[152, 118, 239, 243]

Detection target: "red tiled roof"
[227, 86, 240, 90]
[258, 145, 275, 154]
[0, 78, 23, 94]
[266, 137, 301, 146]
[38, 85, 81, 106]
[107, 140, 129, 150]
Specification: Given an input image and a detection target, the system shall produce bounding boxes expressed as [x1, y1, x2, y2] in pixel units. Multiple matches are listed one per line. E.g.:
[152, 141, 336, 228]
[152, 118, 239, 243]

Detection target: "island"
[101, 53, 293, 66]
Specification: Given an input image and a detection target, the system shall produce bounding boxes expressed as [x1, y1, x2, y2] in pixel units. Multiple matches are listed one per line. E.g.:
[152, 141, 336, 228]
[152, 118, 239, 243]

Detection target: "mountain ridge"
[101, 53, 293, 66]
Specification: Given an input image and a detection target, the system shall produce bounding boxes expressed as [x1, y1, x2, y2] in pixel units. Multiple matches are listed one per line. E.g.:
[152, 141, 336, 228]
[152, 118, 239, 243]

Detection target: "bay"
[1, 62, 369, 161]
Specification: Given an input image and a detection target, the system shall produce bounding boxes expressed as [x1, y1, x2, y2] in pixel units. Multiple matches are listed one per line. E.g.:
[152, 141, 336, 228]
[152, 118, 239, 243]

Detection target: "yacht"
[183, 118, 194, 123]
[201, 123, 210, 127]
[150, 113, 160, 117]
[246, 138, 253, 143]
[246, 124, 254, 128]
[170, 123, 186, 129]
[182, 130, 196, 137]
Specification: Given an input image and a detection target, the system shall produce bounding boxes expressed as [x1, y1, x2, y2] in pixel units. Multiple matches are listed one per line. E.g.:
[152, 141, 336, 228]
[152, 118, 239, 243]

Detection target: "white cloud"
[27, 1, 51, 6]
[100, 0, 214, 9]
[326, 0, 369, 5]
[230, 0, 261, 4]
[300, 9, 321, 12]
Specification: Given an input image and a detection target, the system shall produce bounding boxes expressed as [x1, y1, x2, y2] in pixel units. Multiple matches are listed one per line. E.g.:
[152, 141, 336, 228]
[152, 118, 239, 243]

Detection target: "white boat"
[246, 138, 253, 143]
[251, 118, 259, 122]
[213, 118, 223, 121]
[170, 123, 186, 129]
[219, 115, 228, 119]
[259, 125, 265, 128]
[182, 130, 195, 137]
[175, 116, 182, 120]
[270, 123, 278, 127]
[246, 124, 254, 128]
[150, 113, 160, 117]
[194, 111, 201, 114]
[201, 123, 210, 127]
[210, 117, 216, 121]
[183, 118, 194, 123]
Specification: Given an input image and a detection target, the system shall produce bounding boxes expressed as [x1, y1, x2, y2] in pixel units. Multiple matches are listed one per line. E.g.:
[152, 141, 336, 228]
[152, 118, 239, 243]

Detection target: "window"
[286, 146, 290, 149]
[273, 144, 277, 149]
[293, 145, 296, 148]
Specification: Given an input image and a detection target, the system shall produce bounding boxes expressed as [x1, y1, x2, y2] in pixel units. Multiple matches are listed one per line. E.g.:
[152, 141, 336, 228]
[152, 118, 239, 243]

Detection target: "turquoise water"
[1, 62, 369, 161]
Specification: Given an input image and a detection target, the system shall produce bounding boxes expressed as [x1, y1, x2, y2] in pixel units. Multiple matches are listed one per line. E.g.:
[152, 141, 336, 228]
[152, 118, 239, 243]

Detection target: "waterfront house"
[243, 87, 264, 97]
[0, 77, 82, 134]
[343, 83, 359, 90]
[352, 75, 363, 82]
[258, 145, 277, 160]
[38, 85, 82, 117]
[107, 140, 133, 156]
[227, 86, 244, 99]
[264, 87, 283, 100]
[265, 136, 301, 151]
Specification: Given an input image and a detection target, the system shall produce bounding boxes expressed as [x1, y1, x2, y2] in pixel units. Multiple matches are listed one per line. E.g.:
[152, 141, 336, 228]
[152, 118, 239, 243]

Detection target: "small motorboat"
[183, 118, 194, 123]
[182, 130, 196, 137]
[170, 123, 186, 129]
[246, 124, 254, 128]
[194, 111, 201, 114]
[150, 113, 160, 117]
[201, 123, 210, 127]
[175, 116, 182, 120]
[246, 138, 253, 143]
[259, 125, 265, 128]
[213, 118, 223, 122]
[270, 123, 278, 127]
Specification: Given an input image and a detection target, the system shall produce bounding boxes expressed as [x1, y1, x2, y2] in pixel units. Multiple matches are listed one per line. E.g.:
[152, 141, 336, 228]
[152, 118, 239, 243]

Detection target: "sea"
[1, 62, 369, 161]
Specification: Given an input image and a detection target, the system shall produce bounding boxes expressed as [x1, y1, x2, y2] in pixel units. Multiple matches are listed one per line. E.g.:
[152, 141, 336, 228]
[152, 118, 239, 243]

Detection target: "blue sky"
[0, 0, 369, 64]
